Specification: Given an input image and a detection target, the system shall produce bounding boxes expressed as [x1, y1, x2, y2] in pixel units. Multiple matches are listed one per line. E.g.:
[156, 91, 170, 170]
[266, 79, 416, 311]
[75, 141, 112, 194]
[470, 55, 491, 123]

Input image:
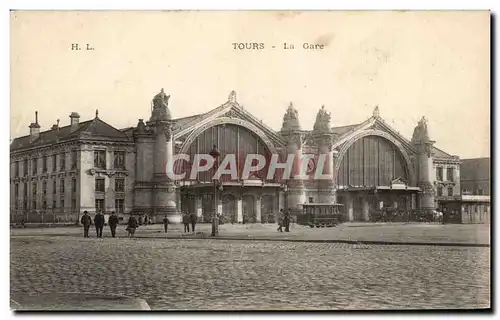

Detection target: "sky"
[10, 11, 490, 158]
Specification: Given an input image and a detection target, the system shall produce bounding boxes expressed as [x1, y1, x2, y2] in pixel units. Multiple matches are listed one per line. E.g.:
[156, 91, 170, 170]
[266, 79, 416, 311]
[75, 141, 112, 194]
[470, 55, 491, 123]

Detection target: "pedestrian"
[80, 211, 92, 238]
[94, 211, 105, 238]
[21, 218, 25, 228]
[163, 215, 169, 233]
[277, 209, 284, 232]
[126, 215, 138, 238]
[190, 213, 198, 233]
[108, 211, 119, 238]
[284, 209, 291, 232]
[182, 212, 190, 233]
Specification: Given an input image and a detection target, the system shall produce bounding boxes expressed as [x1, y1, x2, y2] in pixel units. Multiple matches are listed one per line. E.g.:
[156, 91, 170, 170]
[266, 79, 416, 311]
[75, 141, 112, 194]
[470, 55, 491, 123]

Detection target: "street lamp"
[209, 144, 221, 236]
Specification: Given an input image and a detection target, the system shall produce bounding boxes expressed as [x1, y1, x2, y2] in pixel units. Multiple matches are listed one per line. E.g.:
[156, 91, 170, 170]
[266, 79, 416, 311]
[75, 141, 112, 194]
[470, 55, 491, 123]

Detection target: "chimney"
[51, 119, 60, 131]
[69, 112, 80, 132]
[29, 111, 41, 143]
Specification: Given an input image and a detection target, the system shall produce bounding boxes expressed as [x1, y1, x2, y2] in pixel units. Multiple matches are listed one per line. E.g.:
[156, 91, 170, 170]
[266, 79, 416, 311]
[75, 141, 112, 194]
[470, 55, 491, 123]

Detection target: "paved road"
[10, 236, 490, 310]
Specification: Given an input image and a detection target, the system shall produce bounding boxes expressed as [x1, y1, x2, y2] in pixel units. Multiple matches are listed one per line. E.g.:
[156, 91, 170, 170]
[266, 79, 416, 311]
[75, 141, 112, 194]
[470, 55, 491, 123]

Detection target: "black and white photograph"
[8, 9, 491, 312]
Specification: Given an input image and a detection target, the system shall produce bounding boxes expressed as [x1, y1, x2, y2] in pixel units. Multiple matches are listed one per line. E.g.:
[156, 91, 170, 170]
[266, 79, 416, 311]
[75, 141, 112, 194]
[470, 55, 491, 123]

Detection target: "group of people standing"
[80, 211, 139, 238]
[182, 212, 198, 233]
[277, 209, 291, 232]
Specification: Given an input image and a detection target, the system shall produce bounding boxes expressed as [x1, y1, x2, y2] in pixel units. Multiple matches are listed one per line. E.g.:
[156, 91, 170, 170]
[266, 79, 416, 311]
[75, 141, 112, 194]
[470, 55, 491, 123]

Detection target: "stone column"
[152, 121, 177, 216]
[285, 133, 306, 213]
[255, 196, 262, 223]
[195, 196, 203, 219]
[236, 197, 243, 223]
[346, 197, 354, 222]
[315, 134, 336, 203]
[362, 197, 370, 221]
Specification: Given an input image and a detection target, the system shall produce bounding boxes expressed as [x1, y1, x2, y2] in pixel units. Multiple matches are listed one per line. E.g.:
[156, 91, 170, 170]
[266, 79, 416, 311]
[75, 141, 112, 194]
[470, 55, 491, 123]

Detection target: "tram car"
[297, 203, 345, 228]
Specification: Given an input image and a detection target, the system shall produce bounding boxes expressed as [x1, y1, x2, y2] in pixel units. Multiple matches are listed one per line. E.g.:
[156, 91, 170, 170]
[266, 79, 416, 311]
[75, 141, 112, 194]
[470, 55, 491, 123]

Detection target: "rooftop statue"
[411, 116, 430, 144]
[152, 88, 170, 109]
[150, 88, 172, 121]
[313, 105, 331, 133]
[281, 102, 301, 132]
[283, 102, 298, 121]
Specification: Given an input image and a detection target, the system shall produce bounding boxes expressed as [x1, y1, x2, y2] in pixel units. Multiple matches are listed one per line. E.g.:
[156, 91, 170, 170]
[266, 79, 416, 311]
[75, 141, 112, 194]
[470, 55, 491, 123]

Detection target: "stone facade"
[10, 89, 465, 224]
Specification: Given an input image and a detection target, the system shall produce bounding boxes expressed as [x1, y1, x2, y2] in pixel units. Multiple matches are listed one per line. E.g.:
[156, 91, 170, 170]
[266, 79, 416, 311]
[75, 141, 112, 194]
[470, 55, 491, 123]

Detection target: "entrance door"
[242, 195, 255, 223]
[261, 195, 275, 223]
[353, 197, 363, 221]
[222, 194, 236, 223]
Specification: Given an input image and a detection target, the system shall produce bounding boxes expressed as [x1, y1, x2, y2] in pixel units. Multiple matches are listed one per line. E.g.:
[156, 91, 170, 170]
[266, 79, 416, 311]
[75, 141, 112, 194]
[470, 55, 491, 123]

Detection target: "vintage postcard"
[9, 11, 490, 311]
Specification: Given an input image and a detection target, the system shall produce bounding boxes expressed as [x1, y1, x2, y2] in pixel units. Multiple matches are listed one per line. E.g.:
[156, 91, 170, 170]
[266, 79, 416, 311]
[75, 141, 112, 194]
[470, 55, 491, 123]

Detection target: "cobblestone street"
[10, 235, 490, 310]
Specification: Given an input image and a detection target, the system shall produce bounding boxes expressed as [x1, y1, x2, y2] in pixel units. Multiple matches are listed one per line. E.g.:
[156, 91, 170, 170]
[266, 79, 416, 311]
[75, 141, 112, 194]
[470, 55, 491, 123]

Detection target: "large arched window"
[337, 135, 408, 187]
[176, 124, 273, 182]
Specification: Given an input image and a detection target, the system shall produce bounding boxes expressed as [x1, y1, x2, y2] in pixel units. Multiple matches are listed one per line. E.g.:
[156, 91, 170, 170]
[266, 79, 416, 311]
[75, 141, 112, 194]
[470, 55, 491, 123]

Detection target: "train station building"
[10, 89, 466, 224]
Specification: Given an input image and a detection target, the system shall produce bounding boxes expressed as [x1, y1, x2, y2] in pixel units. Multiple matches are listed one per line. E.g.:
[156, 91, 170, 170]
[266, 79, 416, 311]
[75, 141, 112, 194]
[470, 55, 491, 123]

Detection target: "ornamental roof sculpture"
[313, 105, 331, 133]
[411, 116, 431, 144]
[281, 102, 301, 132]
[150, 88, 172, 121]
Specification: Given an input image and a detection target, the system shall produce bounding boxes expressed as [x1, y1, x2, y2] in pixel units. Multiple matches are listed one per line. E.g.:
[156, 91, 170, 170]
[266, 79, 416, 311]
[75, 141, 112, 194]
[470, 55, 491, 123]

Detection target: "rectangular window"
[61, 199, 65, 212]
[42, 181, 47, 195]
[71, 150, 77, 169]
[23, 182, 28, 197]
[436, 167, 443, 181]
[32, 158, 37, 175]
[52, 200, 57, 210]
[72, 178, 77, 193]
[308, 197, 314, 203]
[43, 201, 47, 210]
[52, 179, 57, 194]
[60, 178, 65, 193]
[32, 182, 37, 197]
[115, 178, 125, 192]
[115, 199, 124, 213]
[23, 199, 28, 211]
[447, 167, 454, 182]
[94, 150, 106, 169]
[478, 188, 484, 195]
[15, 184, 19, 199]
[52, 154, 57, 172]
[60, 153, 66, 171]
[43, 156, 48, 172]
[32, 200, 36, 210]
[95, 178, 105, 192]
[23, 159, 28, 177]
[113, 151, 126, 169]
[447, 187, 453, 197]
[95, 199, 105, 212]
[71, 199, 77, 212]
[437, 186, 443, 197]
[15, 161, 19, 177]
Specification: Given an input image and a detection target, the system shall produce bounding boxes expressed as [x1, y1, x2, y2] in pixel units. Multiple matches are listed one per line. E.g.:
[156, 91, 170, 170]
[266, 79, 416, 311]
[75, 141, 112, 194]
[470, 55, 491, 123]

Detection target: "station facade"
[10, 89, 463, 224]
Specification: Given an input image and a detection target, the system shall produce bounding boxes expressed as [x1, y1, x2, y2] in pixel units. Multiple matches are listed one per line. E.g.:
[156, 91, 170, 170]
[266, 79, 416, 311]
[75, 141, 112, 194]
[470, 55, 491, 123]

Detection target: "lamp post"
[209, 144, 221, 236]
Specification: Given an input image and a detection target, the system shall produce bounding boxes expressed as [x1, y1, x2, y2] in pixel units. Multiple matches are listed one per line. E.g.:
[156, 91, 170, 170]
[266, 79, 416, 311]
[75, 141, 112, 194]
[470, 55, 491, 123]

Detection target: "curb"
[11, 292, 151, 311]
[11, 233, 490, 248]
[127, 233, 490, 248]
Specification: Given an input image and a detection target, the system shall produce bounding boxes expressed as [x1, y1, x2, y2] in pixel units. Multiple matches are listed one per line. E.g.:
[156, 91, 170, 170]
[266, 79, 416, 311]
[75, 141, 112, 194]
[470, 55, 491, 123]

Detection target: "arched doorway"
[222, 194, 236, 223]
[201, 194, 214, 222]
[261, 195, 275, 223]
[242, 194, 255, 223]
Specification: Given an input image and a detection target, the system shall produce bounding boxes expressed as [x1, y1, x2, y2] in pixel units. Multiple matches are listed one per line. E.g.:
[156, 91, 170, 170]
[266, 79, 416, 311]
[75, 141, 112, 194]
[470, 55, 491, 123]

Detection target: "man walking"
[284, 209, 291, 232]
[182, 212, 190, 233]
[80, 211, 92, 238]
[94, 211, 105, 238]
[163, 215, 169, 233]
[189, 212, 198, 233]
[108, 211, 119, 238]
[277, 209, 284, 232]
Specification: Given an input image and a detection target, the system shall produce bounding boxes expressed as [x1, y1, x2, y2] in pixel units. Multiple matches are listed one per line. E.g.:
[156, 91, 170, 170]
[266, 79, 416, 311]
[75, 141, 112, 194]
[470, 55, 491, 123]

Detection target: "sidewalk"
[11, 222, 490, 247]
[11, 292, 150, 311]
